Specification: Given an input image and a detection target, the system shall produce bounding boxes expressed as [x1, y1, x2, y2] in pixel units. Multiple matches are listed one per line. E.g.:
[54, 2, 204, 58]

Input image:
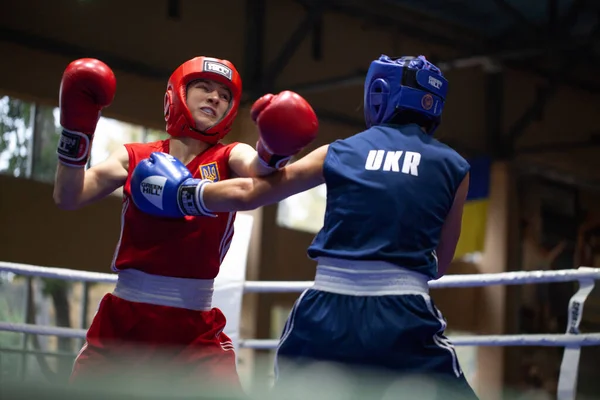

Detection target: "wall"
[0, 174, 122, 271]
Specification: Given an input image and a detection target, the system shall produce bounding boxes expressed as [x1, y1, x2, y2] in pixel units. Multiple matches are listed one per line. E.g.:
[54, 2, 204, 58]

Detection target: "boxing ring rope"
[2, 322, 598, 348]
[2, 260, 598, 288]
[1, 261, 600, 400]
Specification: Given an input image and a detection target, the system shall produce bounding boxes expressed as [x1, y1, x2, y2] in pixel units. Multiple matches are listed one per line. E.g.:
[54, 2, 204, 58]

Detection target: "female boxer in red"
[53, 56, 318, 395]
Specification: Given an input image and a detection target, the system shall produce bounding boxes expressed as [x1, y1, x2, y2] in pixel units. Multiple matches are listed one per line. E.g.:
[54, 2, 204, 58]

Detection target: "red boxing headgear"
[164, 56, 242, 144]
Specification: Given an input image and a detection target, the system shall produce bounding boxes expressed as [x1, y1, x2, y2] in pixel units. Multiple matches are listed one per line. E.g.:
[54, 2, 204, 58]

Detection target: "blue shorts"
[274, 289, 477, 398]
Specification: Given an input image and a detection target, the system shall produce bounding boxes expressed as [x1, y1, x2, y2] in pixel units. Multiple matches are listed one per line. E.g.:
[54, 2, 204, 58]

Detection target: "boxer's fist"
[59, 58, 116, 133]
[57, 58, 116, 167]
[251, 91, 318, 169]
[131, 152, 214, 218]
[250, 93, 274, 123]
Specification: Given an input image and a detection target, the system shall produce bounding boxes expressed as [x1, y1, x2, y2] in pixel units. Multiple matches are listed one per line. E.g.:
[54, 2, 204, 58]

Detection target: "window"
[32, 105, 61, 182]
[0, 94, 168, 184]
[276, 183, 327, 234]
[0, 96, 34, 178]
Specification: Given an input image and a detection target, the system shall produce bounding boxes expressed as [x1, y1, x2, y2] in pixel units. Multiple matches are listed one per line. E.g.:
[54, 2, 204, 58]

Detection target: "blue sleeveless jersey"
[307, 123, 470, 279]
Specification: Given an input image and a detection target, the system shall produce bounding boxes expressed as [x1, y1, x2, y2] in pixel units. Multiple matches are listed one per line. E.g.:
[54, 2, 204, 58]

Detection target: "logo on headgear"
[428, 76, 443, 90]
[203, 61, 233, 81]
[199, 162, 220, 182]
[421, 94, 434, 111]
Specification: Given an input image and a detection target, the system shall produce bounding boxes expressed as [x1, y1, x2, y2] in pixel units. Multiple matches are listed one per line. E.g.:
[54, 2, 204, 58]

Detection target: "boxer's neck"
[169, 136, 211, 165]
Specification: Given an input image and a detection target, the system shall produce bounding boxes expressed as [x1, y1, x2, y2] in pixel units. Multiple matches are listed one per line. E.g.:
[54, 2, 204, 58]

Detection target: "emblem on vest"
[199, 162, 220, 182]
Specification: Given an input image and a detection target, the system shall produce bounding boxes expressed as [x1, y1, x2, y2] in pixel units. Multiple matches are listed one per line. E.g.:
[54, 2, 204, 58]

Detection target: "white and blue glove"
[130, 152, 215, 218]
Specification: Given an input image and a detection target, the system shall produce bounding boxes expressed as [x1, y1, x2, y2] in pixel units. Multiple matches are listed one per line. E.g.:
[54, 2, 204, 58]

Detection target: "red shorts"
[71, 293, 241, 394]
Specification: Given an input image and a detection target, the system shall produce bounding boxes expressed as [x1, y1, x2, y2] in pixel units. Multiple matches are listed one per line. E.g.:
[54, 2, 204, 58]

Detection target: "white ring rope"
[2, 261, 600, 291]
[240, 334, 600, 349]
[0, 322, 87, 340]
[0, 261, 118, 284]
[2, 322, 599, 348]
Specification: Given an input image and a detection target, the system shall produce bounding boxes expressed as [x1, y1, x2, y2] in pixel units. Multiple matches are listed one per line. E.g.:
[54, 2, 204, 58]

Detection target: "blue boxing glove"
[130, 152, 215, 218]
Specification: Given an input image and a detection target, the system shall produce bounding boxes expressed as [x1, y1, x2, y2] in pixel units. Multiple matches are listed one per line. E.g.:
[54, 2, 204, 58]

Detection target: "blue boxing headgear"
[364, 55, 448, 134]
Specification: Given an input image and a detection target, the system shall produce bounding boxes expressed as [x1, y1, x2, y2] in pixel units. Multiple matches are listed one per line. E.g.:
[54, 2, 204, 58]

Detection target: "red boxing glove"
[57, 58, 116, 167]
[251, 91, 318, 169]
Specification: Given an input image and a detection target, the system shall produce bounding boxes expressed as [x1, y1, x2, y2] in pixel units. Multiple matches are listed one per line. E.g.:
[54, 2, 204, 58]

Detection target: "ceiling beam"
[0, 26, 170, 81]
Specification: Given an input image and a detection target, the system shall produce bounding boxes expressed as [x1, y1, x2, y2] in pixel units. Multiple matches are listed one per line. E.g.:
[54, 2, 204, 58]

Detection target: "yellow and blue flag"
[453, 157, 491, 260]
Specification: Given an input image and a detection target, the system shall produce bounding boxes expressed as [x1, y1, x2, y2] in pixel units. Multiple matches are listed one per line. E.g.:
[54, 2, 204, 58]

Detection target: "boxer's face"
[186, 79, 231, 131]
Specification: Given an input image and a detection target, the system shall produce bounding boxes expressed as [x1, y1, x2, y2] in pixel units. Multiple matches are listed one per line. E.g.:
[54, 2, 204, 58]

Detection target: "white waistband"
[113, 269, 214, 311]
[313, 258, 430, 296]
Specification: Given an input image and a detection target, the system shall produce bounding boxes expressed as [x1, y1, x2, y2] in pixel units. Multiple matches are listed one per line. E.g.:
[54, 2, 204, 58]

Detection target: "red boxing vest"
[111, 139, 238, 279]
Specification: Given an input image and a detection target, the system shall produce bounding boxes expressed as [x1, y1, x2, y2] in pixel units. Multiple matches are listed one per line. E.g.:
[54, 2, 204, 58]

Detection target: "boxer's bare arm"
[203, 145, 328, 212]
[435, 172, 470, 278]
[228, 142, 277, 178]
[53, 145, 129, 210]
